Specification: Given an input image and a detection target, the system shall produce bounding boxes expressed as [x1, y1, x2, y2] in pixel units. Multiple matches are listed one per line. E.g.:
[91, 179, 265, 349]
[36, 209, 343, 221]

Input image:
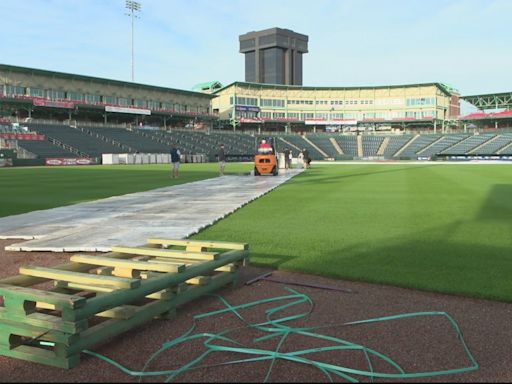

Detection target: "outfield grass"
[2, 163, 512, 302]
[0, 163, 252, 217]
[192, 164, 512, 302]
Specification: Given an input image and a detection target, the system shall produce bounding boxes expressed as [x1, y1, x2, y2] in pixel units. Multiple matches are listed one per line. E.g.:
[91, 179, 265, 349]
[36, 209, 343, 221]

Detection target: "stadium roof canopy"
[214, 81, 453, 96]
[0, 64, 216, 99]
[192, 81, 223, 93]
[461, 92, 512, 110]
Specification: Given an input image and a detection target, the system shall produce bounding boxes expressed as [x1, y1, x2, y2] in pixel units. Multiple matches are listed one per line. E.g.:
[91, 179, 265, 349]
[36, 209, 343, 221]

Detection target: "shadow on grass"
[262, 219, 512, 302]
[478, 184, 512, 221]
[289, 164, 437, 185]
[247, 252, 299, 269]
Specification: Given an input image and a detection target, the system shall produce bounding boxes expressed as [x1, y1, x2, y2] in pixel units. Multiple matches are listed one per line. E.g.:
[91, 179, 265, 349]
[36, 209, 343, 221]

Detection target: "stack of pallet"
[0, 238, 249, 368]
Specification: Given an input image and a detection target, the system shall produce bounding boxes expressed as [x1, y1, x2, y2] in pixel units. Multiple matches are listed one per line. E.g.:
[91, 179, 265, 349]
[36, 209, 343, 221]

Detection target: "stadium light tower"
[125, 0, 141, 82]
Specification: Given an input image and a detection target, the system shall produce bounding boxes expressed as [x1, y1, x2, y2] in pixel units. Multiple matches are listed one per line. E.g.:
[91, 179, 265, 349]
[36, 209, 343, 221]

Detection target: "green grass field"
[2, 163, 512, 301]
[0, 163, 251, 217]
[192, 164, 512, 302]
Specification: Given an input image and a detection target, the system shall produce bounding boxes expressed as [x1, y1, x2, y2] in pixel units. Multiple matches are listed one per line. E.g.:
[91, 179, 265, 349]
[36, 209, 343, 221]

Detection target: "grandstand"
[474, 133, 512, 155]
[395, 135, 440, 158]
[382, 135, 413, 158]
[361, 136, 384, 157]
[25, 123, 126, 158]
[85, 126, 168, 154]
[279, 135, 324, 160]
[6, 120, 512, 163]
[1, 63, 512, 165]
[440, 133, 496, 155]
[304, 134, 340, 158]
[417, 134, 469, 157]
[17, 139, 77, 159]
[333, 136, 358, 157]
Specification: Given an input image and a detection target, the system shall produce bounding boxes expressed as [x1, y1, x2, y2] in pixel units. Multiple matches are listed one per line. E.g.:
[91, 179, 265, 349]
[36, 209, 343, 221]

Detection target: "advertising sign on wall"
[239, 117, 264, 123]
[45, 158, 96, 166]
[0, 133, 45, 140]
[235, 105, 260, 113]
[305, 119, 358, 126]
[33, 99, 75, 109]
[105, 106, 151, 115]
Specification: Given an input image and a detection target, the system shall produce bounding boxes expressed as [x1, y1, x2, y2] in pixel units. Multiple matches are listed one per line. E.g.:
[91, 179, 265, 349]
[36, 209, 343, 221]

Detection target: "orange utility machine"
[254, 138, 279, 176]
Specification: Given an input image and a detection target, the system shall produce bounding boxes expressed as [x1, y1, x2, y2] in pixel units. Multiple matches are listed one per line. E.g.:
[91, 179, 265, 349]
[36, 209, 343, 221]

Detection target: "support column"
[434, 119, 437, 134]
[464, 123, 467, 133]
[104, 113, 108, 124]
[495, 121, 498, 130]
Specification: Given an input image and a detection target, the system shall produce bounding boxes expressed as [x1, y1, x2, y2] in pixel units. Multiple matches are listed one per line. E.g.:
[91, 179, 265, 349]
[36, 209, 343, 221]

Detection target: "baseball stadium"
[1, 19, 512, 383]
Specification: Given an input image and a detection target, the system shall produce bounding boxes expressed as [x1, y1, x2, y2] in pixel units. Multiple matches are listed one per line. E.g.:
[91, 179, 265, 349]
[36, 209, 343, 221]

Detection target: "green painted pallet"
[0, 239, 249, 369]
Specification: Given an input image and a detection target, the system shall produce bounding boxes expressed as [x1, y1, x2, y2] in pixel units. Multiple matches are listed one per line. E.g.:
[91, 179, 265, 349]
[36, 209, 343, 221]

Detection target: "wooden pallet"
[0, 238, 249, 368]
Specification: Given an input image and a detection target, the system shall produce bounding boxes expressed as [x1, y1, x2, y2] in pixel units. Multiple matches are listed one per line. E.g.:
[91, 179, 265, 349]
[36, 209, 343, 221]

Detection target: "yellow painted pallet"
[0, 239, 249, 369]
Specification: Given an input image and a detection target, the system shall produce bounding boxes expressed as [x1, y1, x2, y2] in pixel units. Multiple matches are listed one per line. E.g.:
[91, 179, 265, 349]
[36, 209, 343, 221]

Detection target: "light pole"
[125, 0, 141, 82]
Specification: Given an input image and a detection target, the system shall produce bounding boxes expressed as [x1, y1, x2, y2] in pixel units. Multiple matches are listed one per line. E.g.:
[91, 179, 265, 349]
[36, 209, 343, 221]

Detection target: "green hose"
[79, 287, 478, 382]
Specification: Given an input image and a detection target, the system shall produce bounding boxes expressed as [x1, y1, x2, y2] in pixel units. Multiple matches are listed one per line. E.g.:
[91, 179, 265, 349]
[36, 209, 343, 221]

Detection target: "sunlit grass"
[192, 164, 512, 302]
[0, 163, 252, 216]
[3, 162, 512, 301]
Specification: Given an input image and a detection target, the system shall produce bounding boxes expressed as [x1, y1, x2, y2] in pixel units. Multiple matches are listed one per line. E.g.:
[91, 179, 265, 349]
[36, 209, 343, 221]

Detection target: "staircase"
[497, 141, 512, 154]
[377, 137, 390, 156]
[278, 137, 302, 152]
[303, 136, 328, 157]
[468, 135, 498, 154]
[393, 135, 419, 157]
[47, 136, 87, 157]
[76, 126, 135, 153]
[417, 136, 444, 155]
[329, 137, 343, 154]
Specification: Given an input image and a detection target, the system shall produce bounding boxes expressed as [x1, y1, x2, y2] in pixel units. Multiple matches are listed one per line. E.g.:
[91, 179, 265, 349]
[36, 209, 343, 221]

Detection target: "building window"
[104, 95, 116, 104]
[29, 88, 45, 98]
[261, 98, 285, 108]
[5, 85, 25, 96]
[133, 99, 146, 108]
[66, 92, 83, 101]
[406, 97, 436, 106]
[118, 97, 130, 106]
[47, 89, 65, 100]
[85, 94, 101, 104]
[233, 96, 258, 106]
[147, 100, 159, 110]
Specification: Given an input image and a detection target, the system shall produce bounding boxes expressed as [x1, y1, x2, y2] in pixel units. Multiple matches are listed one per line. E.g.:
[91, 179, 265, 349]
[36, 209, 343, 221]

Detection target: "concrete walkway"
[1, 170, 303, 252]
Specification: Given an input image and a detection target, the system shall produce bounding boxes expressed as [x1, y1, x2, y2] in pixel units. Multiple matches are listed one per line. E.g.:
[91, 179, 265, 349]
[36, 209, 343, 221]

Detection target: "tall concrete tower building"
[239, 27, 308, 86]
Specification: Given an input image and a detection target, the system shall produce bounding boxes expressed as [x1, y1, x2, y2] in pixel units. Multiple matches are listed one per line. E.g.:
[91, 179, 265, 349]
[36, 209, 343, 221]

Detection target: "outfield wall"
[101, 153, 207, 165]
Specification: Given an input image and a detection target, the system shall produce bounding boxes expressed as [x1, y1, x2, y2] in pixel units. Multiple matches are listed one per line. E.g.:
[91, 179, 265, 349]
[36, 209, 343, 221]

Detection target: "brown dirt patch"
[0, 239, 511, 382]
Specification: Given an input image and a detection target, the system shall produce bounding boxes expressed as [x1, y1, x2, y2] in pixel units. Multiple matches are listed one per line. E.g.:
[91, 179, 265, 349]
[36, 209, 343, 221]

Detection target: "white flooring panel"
[2, 170, 303, 252]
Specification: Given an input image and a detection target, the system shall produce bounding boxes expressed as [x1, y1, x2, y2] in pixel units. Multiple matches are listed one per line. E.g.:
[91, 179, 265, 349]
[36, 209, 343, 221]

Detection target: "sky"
[1, 0, 511, 98]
